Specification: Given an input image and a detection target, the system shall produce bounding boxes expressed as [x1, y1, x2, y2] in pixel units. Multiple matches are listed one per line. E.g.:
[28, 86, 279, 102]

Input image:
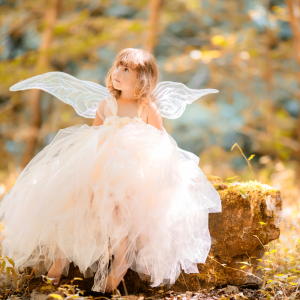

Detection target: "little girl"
[0, 48, 222, 294]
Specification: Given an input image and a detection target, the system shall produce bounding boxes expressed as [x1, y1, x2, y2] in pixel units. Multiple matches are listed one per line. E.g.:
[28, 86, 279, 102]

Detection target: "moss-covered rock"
[179, 177, 282, 291]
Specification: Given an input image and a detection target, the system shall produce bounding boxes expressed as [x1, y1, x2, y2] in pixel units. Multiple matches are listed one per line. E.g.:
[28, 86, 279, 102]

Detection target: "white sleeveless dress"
[0, 96, 221, 293]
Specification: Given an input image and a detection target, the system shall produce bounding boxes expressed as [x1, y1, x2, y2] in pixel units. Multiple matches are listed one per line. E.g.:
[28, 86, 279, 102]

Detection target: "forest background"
[0, 0, 300, 295]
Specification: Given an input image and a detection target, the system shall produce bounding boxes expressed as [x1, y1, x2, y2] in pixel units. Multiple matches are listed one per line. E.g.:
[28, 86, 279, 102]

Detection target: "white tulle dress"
[0, 73, 222, 293]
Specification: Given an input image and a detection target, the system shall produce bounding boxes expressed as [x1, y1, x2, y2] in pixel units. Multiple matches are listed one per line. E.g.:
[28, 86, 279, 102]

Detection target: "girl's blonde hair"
[105, 48, 159, 107]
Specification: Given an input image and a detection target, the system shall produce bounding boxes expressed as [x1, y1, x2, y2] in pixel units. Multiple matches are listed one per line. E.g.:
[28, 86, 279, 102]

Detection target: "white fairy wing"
[151, 81, 219, 119]
[9, 72, 111, 119]
[9, 72, 219, 120]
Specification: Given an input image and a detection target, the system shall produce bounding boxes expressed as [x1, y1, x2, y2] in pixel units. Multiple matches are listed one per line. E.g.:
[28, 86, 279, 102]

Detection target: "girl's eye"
[115, 65, 129, 72]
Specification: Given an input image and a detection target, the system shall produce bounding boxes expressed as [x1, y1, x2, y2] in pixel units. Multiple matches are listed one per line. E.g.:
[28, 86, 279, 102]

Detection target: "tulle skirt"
[0, 121, 221, 289]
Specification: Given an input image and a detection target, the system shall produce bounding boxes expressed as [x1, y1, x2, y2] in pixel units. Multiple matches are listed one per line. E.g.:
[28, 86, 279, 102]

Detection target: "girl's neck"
[117, 91, 137, 103]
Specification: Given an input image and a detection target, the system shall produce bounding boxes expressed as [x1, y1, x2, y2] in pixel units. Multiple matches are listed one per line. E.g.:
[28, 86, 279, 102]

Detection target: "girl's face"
[112, 63, 138, 93]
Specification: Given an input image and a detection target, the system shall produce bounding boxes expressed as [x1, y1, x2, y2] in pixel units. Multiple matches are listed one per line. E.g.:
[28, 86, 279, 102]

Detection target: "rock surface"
[180, 175, 283, 291]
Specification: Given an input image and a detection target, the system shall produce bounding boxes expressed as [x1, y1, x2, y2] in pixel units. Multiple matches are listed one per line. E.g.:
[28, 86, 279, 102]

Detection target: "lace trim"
[105, 96, 144, 120]
[103, 115, 146, 128]
[91, 238, 112, 293]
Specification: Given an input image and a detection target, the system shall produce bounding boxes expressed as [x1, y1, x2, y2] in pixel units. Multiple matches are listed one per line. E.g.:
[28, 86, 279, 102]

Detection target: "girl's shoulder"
[144, 101, 160, 116]
[96, 97, 114, 120]
[144, 101, 163, 131]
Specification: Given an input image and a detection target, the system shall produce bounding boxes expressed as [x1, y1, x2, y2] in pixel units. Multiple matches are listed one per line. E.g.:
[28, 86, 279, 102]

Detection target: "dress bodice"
[103, 96, 146, 129]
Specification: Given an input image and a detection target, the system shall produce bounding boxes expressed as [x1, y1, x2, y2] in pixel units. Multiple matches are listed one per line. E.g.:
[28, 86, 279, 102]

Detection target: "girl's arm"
[146, 102, 163, 131]
[93, 100, 106, 126]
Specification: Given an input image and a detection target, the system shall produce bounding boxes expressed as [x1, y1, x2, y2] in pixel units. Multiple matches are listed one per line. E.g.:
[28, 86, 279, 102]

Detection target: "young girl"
[0, 48, 222, 294]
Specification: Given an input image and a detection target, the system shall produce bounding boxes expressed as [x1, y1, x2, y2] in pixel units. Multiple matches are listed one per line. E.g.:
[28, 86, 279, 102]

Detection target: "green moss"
[216, 180, 278, 209]
[207, 175, 223, 184]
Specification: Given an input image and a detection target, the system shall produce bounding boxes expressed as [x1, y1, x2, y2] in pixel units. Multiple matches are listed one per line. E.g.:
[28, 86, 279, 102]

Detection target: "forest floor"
[0, 266, 299, 300]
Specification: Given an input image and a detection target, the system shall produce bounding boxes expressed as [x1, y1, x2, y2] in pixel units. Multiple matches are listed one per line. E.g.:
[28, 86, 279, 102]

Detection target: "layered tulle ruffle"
[0, 119, 221, 289]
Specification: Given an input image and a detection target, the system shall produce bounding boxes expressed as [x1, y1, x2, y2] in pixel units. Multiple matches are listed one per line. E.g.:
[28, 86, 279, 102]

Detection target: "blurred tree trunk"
[21, 0, 60, 169]
[145, 0, 162, 52]
[287, 0, 300, 182]
[263, 28, 275, 135]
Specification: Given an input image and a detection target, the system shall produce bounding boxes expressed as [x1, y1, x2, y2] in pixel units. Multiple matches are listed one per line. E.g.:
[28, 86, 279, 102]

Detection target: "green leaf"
[6, 267, 12, 277]
[41, 275, 52, 283]
[1, 260, 5, 272]
[6, 258, 15, 267]
[49, 295, 63, 299]
[238, 190, 248, 199]
[226, 176, 239, 181]
[10, 268, 16, 277]
[41, 285, 53, 290]
[73, 277, 83, 281]
[248, 154, 255, 161]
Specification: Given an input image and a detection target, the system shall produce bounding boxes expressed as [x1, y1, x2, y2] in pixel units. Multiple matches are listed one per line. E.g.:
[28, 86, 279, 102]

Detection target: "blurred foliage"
[0, 0, 298, 177]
